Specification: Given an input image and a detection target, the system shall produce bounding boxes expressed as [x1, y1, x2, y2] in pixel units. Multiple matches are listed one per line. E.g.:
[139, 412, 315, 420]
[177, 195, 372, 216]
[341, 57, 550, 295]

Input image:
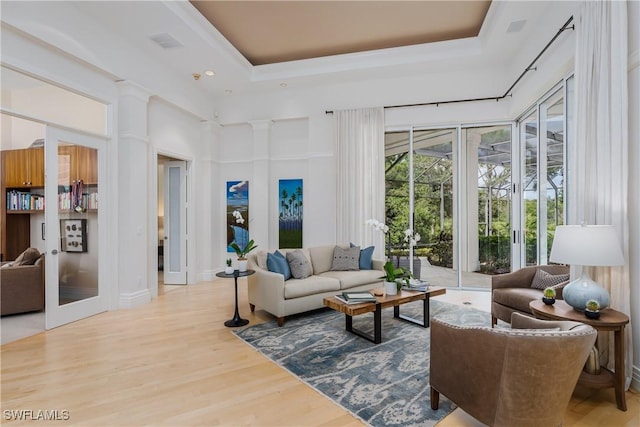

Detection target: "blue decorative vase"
[562, 275, 610, 311]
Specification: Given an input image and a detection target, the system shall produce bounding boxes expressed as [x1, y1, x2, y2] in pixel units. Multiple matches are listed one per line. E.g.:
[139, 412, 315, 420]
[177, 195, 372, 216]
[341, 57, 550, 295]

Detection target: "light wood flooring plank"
[1, 279, 637, 426]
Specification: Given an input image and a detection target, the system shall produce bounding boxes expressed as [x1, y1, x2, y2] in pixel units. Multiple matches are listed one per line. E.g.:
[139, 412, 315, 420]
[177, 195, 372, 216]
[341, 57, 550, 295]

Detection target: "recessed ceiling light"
[280, 83, 288, 88]
[224, 89, 233, 94]
[205, 70, 215, 76]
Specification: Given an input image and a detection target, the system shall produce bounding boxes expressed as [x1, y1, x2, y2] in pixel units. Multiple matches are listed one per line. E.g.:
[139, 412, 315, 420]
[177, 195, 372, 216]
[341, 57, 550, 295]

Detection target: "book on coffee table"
[341, 291, 377, 303]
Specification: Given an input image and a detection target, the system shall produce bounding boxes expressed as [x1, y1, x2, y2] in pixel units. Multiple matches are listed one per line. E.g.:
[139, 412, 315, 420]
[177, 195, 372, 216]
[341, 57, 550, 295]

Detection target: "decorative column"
[197, 120, 218, 281]
[117, 81, 152, 308]
[249, 120, 271, 249]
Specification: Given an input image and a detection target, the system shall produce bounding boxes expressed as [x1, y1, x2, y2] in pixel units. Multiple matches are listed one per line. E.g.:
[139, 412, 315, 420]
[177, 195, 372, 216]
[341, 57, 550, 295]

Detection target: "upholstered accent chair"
[1, 253, 45, 316]
[430, 313, 596, 427]
[491, 265, 570, 326]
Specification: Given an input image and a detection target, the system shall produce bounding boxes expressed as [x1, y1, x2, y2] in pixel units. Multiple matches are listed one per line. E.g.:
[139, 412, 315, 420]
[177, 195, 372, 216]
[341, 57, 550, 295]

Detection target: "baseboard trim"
[198, 270, 216, 282]
[119, 289, 151, 309]
[631, 364, 640, 392]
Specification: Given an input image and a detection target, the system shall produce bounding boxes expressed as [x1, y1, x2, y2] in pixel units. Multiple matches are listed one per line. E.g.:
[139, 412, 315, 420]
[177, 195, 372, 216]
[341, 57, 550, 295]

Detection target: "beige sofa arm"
[247, 265, 286, 321]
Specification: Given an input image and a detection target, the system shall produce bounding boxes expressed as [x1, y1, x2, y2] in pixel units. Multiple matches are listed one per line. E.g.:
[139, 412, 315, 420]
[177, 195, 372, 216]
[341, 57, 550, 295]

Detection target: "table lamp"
[549, 224, 624, 311]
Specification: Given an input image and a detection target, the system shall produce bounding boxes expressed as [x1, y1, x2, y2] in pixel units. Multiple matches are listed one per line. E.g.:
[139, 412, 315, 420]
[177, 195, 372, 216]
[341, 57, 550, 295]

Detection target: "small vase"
[238, 259, 248, 272]
[224, 266, 234, 275]
[384, 281, 397, 296]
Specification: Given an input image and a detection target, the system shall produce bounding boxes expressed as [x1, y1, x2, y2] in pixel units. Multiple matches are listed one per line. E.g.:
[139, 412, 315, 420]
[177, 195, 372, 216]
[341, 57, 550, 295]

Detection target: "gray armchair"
[430, 312, 596, 427]
[492, 265, 569, 326]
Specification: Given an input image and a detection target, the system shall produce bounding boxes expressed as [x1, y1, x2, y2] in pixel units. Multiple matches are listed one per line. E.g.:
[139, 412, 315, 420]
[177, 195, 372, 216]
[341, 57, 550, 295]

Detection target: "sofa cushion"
[308, 245, 335, 274]
[493, 287, 543, 313]
[319, 270, 383, 290]
[14, 248, 41, 266]
[350, 243, 375, 270]
[284, 275, 341, 299]
[286, 250, 312, 279]
[267, 251, 291, 280]
[331, 245, 360, 271]
[530, 269, 570, 290]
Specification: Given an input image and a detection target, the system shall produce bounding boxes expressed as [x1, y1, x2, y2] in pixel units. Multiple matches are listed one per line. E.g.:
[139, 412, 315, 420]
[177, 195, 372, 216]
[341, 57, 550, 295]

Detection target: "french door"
[45, 126, 107, 329]
[163, 161, 187, 284]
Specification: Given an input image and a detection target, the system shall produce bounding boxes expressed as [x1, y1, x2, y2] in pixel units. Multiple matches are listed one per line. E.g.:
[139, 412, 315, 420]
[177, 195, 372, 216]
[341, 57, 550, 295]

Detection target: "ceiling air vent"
[506, 20, 527, 33]
[149, 33, 183, 49]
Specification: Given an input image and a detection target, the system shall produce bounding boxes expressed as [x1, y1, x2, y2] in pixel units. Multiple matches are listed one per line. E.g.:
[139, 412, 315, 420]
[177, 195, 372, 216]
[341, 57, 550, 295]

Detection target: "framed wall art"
[226, 180, 249, 252]
[60, 219, 87, 253]
[279, 179, 303, 248]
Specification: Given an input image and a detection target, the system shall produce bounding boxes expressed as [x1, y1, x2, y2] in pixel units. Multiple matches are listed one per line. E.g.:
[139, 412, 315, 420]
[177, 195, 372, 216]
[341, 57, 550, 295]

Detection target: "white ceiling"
[1, 0, 577, 115]
[61, 1, 563, 97]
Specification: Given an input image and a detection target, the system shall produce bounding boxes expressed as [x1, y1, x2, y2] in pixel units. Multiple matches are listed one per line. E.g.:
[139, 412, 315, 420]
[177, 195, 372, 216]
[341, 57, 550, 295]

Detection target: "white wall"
[148, 99, 215, 282]
[627, 0, 640, 391]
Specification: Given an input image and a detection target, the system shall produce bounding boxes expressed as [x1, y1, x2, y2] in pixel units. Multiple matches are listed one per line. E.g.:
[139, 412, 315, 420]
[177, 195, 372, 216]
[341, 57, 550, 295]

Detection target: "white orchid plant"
[366, 219, 389, 233]
[404, 228, 421, 247]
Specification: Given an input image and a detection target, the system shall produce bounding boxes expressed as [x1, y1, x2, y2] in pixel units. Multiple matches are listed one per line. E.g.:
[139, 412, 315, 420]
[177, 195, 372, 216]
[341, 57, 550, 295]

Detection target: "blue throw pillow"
[350, 243, 375, 270]
[267, 250, 292, 280]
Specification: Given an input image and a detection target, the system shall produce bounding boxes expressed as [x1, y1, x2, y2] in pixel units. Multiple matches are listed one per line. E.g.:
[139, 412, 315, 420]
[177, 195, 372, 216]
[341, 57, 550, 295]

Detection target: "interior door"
[163, 161, 187, 284]
[45, 126, 106, 329]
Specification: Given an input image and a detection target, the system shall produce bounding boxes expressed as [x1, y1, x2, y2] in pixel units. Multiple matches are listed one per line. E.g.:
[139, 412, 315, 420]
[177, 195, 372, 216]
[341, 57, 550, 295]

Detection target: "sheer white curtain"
[572, 0, 632, 388]
[335, 107, 385, 259]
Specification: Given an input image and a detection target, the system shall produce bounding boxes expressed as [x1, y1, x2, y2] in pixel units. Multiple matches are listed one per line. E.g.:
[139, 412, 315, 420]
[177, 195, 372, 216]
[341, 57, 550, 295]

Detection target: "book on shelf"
[340, 291, 377, 303]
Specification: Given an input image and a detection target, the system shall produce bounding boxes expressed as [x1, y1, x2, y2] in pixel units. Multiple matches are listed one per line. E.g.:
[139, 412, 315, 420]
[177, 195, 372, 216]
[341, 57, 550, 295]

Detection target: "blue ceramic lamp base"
[562, 272, 610, 311]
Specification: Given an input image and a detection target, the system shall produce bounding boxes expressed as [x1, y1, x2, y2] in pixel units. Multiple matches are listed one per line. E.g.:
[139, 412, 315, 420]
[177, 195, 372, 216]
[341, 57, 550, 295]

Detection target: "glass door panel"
[412, 129, 456, 285]
[45, 127, 105, 329]
[461, 125, 512, 289]
[384, 131, 411, 264]
[522, 111, 539, 266]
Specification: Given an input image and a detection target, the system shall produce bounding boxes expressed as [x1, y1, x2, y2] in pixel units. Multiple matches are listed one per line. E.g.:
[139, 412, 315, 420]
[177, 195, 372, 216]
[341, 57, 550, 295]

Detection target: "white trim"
[629, 49, 640, 71]
[118, 289, 152, 309]
[632, 364, 640, 391]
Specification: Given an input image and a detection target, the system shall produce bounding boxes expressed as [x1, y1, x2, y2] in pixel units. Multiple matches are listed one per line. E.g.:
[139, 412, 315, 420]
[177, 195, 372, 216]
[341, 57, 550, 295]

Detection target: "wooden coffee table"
[323, 286, 446, 344]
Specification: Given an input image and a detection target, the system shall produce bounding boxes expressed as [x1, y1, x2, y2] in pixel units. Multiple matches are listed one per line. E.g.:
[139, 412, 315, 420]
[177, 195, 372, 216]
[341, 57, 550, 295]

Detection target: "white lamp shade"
[550, 225, 624, 267]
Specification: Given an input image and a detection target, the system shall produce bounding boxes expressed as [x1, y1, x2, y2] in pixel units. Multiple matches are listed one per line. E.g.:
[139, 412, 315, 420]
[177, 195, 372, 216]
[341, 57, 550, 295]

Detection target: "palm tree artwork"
[279, 179, 303, 248]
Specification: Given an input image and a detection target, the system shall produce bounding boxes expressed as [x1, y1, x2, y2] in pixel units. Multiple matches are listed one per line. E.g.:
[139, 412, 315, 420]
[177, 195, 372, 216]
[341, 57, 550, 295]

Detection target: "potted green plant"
[224, 258, 234, 275]
[381, 261, 411, 295]
[230, 239, 258, 272]
[542, 287, 556, 305]
[585, 299, 601, 319]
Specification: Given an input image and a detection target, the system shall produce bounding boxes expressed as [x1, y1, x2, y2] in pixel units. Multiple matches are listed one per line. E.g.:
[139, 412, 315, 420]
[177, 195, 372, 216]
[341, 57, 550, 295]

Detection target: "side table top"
[530, 299, 629, 328]
[216, 269, 255, 279]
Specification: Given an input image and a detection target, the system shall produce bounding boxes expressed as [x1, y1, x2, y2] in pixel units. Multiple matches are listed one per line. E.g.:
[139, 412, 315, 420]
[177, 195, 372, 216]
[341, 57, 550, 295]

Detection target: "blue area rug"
[234, 299, 491, 427]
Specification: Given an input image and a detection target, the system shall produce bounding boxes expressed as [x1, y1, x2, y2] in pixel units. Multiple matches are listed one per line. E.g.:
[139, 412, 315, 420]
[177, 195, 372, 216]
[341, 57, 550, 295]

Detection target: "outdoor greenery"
[384, 127, 564, 273]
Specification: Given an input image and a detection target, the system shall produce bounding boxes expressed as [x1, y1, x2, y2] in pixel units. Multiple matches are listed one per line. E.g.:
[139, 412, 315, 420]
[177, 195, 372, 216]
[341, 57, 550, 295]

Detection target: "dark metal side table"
[216, 269, 254, 327]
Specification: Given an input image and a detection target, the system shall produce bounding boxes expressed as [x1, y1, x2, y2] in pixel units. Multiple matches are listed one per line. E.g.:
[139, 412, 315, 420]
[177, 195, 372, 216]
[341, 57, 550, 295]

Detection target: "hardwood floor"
[1, 279, 638, 426]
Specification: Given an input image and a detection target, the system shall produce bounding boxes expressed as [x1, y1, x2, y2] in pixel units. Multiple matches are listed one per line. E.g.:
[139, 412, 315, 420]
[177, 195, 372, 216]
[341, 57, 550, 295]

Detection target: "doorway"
[157, 155, 188, 293]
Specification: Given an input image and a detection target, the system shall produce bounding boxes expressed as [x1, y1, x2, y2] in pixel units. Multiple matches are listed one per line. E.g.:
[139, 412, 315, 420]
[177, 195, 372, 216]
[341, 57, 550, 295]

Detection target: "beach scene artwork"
[279, 179, 303, 248]
[226, 181, 249, 253]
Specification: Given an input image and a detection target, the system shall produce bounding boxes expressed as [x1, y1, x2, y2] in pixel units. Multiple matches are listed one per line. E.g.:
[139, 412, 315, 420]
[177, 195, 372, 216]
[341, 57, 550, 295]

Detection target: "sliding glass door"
[519, 86, 566, 266]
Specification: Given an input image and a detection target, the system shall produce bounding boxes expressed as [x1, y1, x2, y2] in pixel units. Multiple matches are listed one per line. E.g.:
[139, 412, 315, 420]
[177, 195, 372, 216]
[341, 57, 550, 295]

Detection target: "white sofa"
[247, 245, 384, 326]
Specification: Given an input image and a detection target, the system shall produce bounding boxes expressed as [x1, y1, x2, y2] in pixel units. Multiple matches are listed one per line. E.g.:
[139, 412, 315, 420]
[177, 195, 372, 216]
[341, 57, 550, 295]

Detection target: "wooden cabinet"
[2, 148, 44, 188]
[58, 145, 98, 185]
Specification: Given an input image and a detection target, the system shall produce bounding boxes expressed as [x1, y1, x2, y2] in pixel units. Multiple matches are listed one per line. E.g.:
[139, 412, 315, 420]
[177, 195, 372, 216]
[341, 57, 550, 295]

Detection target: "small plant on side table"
[542, 287, 556, 305]
[585, 299, 601, 319]
[224, 258, 234, 275]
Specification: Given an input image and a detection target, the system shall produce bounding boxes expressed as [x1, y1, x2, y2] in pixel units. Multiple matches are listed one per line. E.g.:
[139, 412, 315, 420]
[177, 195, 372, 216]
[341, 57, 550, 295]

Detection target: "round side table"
[530, 299, 629, 411]
[216, 269, 255, 327]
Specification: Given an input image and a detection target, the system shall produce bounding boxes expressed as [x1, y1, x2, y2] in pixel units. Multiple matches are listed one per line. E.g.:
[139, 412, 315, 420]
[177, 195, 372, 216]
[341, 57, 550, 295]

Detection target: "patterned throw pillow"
[330, 246, 360, 271]
[286, 250, 312, 279]
[530, 269, 570, 290]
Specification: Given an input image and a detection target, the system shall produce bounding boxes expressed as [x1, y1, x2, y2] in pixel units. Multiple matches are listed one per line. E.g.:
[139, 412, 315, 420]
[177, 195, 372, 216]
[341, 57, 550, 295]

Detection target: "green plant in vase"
[224, 258, 234, 275]
[381, 261, 412, 295]
[542, 287, 556, 305]
[585, 299, 601, 319]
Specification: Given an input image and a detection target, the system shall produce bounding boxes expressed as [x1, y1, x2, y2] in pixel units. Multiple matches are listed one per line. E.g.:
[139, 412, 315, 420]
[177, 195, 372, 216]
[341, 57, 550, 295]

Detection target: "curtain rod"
[325, 16, 574, 115]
